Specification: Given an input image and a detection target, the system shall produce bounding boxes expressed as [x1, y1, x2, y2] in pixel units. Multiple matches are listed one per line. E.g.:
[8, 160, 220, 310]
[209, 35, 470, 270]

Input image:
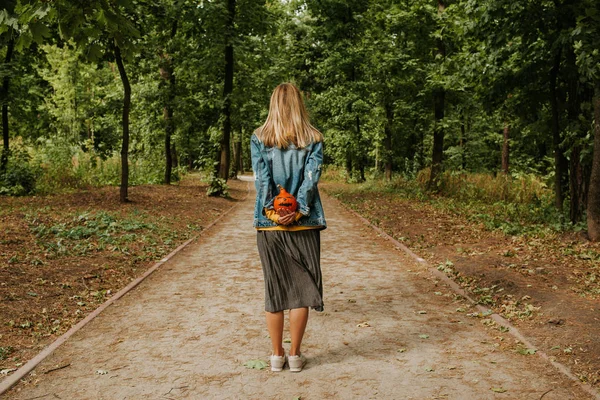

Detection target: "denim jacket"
[251, 133, 327, 229]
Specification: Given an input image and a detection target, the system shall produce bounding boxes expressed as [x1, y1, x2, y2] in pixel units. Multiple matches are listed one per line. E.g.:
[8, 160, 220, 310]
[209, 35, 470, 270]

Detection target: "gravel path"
[2, 181, 591, 399]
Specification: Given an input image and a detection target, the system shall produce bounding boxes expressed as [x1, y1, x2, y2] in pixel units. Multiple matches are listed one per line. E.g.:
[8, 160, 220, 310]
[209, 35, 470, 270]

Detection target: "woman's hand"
[277, 209, 296, 225]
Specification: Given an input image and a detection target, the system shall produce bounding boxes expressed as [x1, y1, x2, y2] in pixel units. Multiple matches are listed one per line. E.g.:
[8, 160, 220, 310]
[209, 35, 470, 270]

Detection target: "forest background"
[2, 0, 600, 239]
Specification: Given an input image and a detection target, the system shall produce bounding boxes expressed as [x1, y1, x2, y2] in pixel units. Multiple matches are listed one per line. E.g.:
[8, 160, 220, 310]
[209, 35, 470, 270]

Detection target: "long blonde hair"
[256, 83, 322, 149]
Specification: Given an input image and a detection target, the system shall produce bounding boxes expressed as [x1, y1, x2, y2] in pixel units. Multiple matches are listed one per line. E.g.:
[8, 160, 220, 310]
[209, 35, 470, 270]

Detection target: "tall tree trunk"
[356, 115, 365, 182]
[384, 102, 393, 181]
[218, 0, 235, 180]
[460, 113, 466, 170]
[550, 50, 566, 210]
[428, 0, 446, 190]
[566, 46, 584, 223]
[114, 45, 131, 203]
[1, 38, 15, 172]
[233, 140, 241, 178]
[164, 105, 173, 184]
[588, 82, 600, 241]
[345, 153, 352, 180]
[163, 20, 178, 185]
[171, 143, 178, 168]
[569, 145, 583, 223]
[502, 122, 509, 174]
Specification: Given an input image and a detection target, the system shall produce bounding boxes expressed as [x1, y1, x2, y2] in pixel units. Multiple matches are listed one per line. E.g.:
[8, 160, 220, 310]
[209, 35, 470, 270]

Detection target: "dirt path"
[2, 182, 592, 399]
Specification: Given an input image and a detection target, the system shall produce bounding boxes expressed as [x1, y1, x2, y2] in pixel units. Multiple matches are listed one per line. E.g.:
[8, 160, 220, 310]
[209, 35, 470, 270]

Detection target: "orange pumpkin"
[274, 184, 298, 213]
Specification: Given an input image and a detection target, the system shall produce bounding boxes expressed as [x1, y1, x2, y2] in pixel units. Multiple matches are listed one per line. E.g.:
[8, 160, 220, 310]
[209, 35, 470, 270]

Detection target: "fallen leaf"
[0, 368, 17, 375]
[491, 387, 507, 393]
[419, 334, 429, 339]
[516, 347, 536, 355]
[244, 360, 268, 370]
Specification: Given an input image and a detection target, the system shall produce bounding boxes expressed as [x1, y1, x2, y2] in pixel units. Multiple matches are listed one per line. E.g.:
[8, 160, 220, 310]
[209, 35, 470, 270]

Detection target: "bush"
[207, 175, 229, 197]
[0, 149, 39, 196]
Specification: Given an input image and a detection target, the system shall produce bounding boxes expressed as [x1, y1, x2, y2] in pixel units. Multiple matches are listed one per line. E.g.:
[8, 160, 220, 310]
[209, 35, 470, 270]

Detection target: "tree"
[52, 0, 141, 202]
[575, 0, 600, 240]
[0, 0, 52, 171]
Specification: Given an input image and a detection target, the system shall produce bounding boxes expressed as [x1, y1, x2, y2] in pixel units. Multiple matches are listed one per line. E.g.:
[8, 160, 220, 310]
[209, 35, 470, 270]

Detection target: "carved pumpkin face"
[274, 185, 298, 213]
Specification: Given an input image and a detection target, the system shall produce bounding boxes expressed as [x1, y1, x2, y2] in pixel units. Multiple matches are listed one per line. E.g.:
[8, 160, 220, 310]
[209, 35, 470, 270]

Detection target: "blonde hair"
[256, 83, 322, 149]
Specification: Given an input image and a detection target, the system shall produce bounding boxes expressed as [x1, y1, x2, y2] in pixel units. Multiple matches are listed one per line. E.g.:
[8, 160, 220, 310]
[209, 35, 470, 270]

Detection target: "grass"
[24, 209, 200, 261]
[325, 167, 578, 237]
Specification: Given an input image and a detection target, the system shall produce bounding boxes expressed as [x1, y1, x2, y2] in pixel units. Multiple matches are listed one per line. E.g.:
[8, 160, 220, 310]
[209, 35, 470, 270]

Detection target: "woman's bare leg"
[265, 311, 285, 356]
[289, 307, 309, 356]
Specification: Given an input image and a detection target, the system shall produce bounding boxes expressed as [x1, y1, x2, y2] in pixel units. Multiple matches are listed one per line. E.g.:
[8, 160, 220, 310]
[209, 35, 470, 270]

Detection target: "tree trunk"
[566, 46, 584, 223]
[384, 103, 393, 181]
[588, 82, 600, 240]
[550, 50, 566, 210]
[345, 153, 352, 180]
[460, 114, 466, 170]
[1, 38, 14, 172]
[218, 0, 235, 180]
[163, 20, 178, 185]
[114, 45, 131, 203]
[171, 143, 178, 168]
[164, 105, 173, 184]
[428, 0, 446, 190]
[233, 140, 241, 178]
[569, 145, 584, 224]
[356, 115, 365, 182]
[502, 122, 509, 174]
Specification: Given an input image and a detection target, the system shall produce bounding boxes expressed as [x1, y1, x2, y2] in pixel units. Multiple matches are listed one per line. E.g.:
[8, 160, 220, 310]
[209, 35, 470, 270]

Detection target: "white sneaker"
[288, 353, 306, 372]
[270, 353, 286, 372]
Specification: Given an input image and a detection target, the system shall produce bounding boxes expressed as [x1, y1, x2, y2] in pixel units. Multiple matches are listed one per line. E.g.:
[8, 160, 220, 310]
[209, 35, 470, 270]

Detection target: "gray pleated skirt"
[257, 229, 324, 313]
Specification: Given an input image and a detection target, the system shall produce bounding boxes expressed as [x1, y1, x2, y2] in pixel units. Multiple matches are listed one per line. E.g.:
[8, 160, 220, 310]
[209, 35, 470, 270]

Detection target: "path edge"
[0, 180, 250, 396]
[324, 190, 600, 400]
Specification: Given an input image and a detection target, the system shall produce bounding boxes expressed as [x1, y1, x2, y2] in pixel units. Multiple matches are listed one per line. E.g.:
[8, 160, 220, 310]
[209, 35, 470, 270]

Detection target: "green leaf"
[491, 387, 507, 393]
[516, 347, 536, 355]
[419, 334, 429, 339]
[243, 359, 268, 370]
[29, 21, 50, 44]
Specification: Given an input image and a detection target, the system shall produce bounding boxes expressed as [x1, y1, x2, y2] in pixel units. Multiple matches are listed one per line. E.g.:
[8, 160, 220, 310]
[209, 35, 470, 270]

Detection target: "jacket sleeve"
[251, 135, 275, 210]
[296, 141, 323, 216]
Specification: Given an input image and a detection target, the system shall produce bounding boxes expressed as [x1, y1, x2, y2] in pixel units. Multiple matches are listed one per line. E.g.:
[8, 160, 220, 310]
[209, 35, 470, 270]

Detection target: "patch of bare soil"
[323, 182, 600, 387]
[0, 175, 247, 374]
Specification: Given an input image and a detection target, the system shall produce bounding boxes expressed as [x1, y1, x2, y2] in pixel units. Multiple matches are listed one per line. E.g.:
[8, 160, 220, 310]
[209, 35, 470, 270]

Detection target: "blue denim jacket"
[251, 134, 327, 229]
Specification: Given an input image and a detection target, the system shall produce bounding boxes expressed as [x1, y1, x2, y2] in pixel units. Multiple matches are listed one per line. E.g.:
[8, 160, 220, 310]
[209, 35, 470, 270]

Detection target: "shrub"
[207, 175, 229, 197]
[0, 149, 39, 196]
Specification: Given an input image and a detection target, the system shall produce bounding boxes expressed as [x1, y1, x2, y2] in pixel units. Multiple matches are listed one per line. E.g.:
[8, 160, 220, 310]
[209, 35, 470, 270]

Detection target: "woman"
[251, 82, 326, 373]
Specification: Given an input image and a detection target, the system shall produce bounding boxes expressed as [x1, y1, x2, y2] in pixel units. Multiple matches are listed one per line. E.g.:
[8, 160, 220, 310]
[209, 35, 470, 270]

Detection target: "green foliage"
[0, 0, 599, 231]
[0, 346, 14, 361]
[0, 148, 38, 195]
[206, 175, 229, 198]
